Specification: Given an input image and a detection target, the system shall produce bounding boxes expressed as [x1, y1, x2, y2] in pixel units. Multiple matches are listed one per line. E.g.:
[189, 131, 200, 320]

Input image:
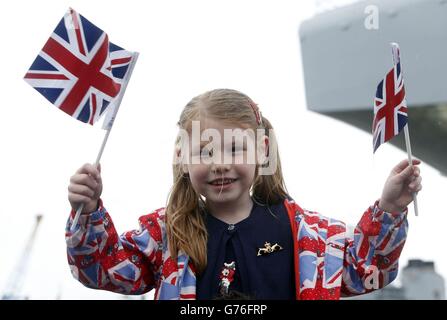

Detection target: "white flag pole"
[390, 43, 419, 216]
[70, 52, 140, 231]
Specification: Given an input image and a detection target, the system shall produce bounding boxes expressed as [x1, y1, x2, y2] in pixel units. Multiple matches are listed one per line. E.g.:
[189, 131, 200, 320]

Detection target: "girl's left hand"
[378, 159, 422, 213]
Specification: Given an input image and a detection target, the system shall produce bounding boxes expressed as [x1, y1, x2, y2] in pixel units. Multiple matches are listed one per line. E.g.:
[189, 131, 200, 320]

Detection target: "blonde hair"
[165, 88, 289, 273]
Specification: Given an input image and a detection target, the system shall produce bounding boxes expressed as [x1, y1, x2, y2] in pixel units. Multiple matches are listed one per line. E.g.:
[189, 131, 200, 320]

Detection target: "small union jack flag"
[24, 8, 135, 125]
[372, 53, 408, 153]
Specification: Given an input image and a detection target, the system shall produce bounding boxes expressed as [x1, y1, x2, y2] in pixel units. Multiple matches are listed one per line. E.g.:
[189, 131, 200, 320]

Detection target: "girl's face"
[183, 118, 264, 206]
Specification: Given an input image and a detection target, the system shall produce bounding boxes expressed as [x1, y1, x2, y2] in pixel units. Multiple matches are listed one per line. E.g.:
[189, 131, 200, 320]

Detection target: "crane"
[2, 214, 43, 300]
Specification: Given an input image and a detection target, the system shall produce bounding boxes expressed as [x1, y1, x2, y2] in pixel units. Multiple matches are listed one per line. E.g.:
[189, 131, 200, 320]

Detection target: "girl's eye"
[201, 148, 213, 157]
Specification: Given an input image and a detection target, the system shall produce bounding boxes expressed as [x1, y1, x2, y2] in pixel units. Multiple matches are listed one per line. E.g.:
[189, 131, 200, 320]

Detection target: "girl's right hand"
[68, 163, 103, 214]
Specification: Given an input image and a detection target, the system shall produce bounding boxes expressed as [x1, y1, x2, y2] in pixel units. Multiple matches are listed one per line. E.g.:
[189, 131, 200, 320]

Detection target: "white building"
[299, 0, 447, 175]
[401, 259, 445, 300]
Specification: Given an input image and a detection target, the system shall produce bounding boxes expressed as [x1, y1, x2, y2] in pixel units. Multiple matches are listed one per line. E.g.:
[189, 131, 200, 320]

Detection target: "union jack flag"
[372, 57, 408, 153]
[24, 8, 135, 125]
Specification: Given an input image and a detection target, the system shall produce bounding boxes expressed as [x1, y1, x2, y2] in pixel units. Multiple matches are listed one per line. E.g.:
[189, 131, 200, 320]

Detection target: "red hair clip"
[248, 100, 262, 126]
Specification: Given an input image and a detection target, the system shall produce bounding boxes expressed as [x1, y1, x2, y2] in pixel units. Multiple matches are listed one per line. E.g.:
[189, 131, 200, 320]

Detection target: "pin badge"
[257, 241, 283, 256]
[219, 261, 236, 295]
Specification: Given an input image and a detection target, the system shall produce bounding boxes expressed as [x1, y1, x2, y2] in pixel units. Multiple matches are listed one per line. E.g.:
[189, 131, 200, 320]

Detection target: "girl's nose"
[211, 162, 230, 174]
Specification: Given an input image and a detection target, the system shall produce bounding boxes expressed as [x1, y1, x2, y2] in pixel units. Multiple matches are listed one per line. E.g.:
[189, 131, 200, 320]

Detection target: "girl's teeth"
[212, 179, 234, 185]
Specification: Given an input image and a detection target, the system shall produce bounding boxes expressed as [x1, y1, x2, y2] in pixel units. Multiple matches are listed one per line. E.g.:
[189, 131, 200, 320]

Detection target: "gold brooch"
[257, 242, 283, 256]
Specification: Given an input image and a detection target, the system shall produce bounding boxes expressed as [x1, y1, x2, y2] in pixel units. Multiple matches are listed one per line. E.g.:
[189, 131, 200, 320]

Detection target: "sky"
[0, 0, 446, 300]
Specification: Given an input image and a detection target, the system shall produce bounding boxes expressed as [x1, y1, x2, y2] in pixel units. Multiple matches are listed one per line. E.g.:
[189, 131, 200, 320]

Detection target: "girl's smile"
[208, 178, 238, 190]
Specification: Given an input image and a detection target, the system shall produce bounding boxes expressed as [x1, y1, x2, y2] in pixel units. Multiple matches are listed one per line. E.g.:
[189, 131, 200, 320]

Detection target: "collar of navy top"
[205, 201, 258, 231]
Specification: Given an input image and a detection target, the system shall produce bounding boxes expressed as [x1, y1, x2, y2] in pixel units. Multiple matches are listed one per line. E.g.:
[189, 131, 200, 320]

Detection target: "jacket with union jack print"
[65, 197, 408, 299]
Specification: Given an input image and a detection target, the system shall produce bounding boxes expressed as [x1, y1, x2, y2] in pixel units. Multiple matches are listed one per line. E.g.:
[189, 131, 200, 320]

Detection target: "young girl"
[66, 88, 422, 300]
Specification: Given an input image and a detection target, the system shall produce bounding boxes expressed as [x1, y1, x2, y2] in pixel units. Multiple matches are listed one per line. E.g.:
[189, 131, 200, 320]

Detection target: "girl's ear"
[257, 135, 269, 165]
[176, 146, 190, 175]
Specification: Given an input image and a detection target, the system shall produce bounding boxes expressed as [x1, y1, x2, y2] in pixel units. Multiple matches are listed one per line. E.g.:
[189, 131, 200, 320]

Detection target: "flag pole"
[70, 52, 140, 231]
[390, 43, 419, 216]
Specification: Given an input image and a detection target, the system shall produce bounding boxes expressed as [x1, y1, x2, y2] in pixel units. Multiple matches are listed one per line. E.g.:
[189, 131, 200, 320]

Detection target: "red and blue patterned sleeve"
[341, 201, 408, 296]
[65, 200, 164, 295]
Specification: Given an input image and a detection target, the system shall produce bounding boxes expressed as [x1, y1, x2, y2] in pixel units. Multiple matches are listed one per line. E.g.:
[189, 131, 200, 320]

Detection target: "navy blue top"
[196, 199, 296, 300]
